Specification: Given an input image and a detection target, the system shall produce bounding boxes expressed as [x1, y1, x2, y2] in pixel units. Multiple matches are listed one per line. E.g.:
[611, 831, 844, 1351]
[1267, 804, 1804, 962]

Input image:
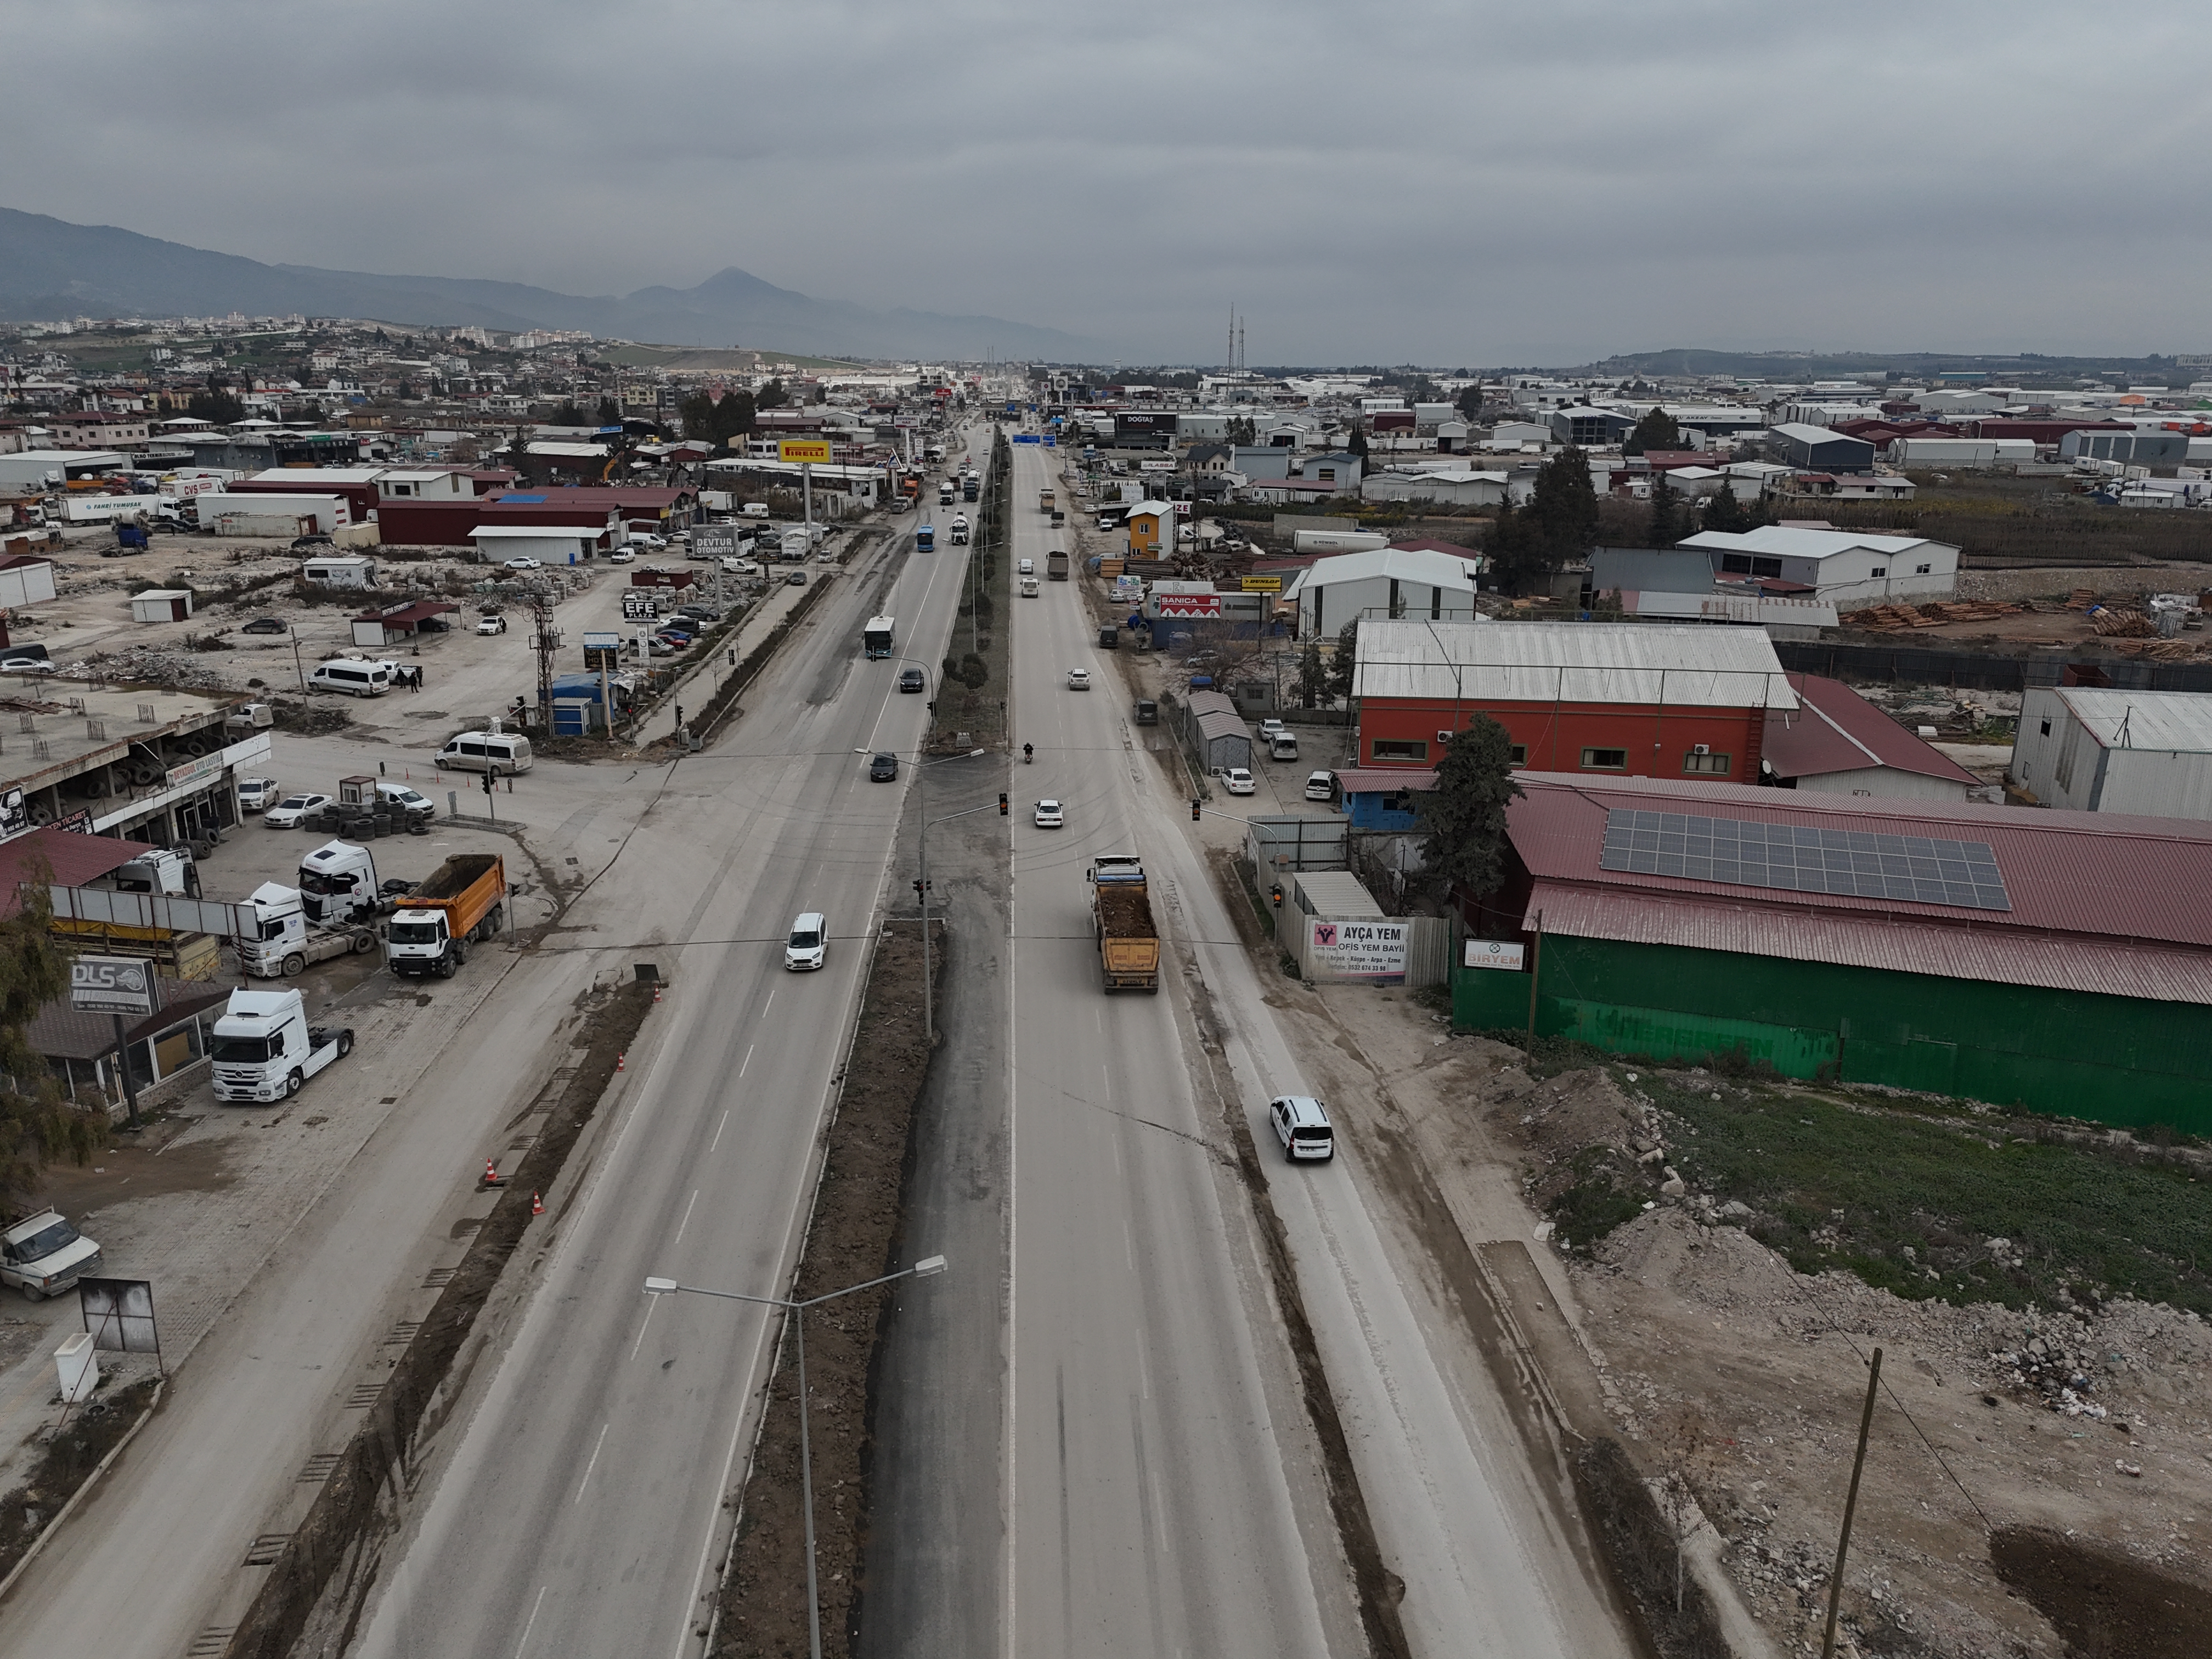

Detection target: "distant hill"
[0, 206, 1098, 362]
[1583, 346, 2197, 384]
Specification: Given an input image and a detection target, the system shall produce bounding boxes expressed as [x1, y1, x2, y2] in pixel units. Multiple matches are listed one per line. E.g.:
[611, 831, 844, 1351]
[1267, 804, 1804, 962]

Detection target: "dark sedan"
[868, 752, 899, 782]
[898, 667, 925, 693]
[241, 617, 288, 635]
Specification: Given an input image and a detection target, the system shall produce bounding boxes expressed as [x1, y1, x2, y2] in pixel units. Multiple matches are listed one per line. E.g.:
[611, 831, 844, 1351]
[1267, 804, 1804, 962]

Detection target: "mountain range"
[0, 206, 1097, 362]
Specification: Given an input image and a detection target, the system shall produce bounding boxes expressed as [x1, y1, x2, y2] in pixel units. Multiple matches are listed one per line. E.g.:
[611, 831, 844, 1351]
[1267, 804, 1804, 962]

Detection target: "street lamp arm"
[926, 801, 1003, 830]
[640, 1279, 791, 1310]
[797, 1256, 947, 1310]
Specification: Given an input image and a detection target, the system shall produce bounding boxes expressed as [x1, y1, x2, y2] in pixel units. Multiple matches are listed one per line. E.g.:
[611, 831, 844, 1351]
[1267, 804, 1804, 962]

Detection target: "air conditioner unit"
[1436, 730, 1454, 744]
[1692, 743, 1711, 755]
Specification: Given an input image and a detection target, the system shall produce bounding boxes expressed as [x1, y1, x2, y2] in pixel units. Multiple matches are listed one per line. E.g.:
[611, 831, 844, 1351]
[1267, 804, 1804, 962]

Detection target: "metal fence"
[1774, 639, 2212, 694]
[1245, 815, 1348, 874]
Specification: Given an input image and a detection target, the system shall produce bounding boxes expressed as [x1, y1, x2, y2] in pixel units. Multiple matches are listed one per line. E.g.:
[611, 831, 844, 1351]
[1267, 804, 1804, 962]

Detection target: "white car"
[236, 776, 282, 812]
[1259, 718, 1286, 740]
[1034, 799, 1064, 828]
[608, 547, 635, 564]
[1304, 770, 1335, 802]
[629, 534, 667, 550]
[1066, 668, 1091, 690]
[264, 792, 331, 828]
[476, 614, 507, 635]
[1268, 1094, 1335, 1162]
[785, 911, 827, 972]
[1018, 557, 1035, 575]
[1221, 767, 1256, 796]
[502, 556, 541, 571]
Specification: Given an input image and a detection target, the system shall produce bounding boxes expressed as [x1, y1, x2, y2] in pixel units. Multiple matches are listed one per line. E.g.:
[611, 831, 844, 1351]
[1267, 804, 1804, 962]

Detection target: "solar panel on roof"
[1596, 809, 2010, 911]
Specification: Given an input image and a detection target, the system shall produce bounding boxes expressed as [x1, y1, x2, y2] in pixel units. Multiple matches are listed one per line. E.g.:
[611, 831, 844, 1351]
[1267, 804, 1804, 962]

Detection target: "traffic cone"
[653, 983, 663, 1003]
[532, 1191, 544, 1216]
[483, 1158, 506, 1188]
[616, 1051, 625, 1072]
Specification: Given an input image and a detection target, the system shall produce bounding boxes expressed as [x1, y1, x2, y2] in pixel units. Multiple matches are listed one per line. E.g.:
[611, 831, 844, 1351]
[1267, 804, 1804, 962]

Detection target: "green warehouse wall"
[1453, 935, 2212, 1136]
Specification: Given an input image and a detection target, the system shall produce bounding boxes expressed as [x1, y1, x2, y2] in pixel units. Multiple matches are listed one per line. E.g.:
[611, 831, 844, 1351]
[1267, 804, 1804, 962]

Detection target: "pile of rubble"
[61, 647, 235, 691]
[1990, 1322, 2114, 1419]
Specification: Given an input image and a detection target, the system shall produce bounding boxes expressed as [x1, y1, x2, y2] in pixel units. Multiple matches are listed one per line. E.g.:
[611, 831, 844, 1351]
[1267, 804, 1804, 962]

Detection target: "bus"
[863, 616, 896, 659]
[916, 524, 935, 553]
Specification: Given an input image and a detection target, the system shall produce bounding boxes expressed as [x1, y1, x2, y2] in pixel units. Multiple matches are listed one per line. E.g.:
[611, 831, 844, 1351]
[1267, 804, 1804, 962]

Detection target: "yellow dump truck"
[1087, 855, 1160, 993]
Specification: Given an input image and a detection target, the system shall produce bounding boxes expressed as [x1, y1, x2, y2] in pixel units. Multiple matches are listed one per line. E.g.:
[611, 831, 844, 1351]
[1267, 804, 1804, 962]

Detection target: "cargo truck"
[210, 988, 354, 1102]
[386, 852, 507, 979]
[1086, 855, 1160, 993]
[962, 474, 979, 501]
[239, 881, 378, 978]
[949, 514, 970, 545]
[1047, 549, 1069, 580]
[1039, 487, 1056, 513]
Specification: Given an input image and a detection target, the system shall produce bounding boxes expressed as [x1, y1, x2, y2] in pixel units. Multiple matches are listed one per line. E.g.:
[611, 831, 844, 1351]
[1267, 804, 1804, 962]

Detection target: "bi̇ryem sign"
[1463, 938, 1527, 971]
[1306, 918, 1408, 984]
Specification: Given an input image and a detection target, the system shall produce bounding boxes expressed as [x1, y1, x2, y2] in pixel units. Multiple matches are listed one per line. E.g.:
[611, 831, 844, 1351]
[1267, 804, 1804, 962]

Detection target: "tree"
[594, 396, 619, 426]
[0, 881, 106, 1212]
[1346, 424, 1369, 459]
[1296, 640, 1327, 709]
[1324, 617, 1359, 704]
[678, 387, 755, 449]
[757, 378, 788, 410]
[1646, 471, 1685, 549]
[548, 401, 588, 428]
[1454, 383, 1486, 422]
[1624, 405, 1680, 457]
[1227, 415, 1257, 446]
[185, 375, 244, 425]
[1412, 717, 1525, 899]
[1701, 478, 1752, 534]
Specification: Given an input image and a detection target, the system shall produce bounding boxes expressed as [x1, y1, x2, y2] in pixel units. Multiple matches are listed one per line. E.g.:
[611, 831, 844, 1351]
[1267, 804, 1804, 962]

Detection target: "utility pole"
[1821, 1348, 1884, 1659]
[531, 591, 559, 733]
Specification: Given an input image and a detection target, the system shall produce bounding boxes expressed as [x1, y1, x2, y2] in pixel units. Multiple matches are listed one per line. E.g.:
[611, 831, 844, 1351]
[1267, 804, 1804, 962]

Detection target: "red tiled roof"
[1762, 674, 1977, 787]
[1388, 538, 1482, 560]
[1505, 772, 2212, 1002]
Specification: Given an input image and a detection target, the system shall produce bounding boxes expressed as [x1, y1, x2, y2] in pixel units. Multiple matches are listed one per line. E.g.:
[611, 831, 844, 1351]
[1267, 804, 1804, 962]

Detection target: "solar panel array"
[1598, 809, 2011, 911]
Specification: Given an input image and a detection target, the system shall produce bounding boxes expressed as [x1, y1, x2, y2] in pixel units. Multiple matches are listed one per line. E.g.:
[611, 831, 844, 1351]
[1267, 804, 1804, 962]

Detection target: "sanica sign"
[778, 438, 832, 465]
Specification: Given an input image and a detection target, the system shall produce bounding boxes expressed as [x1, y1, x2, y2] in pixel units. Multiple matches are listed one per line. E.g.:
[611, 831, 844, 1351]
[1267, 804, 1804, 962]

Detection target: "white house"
[300, 554, 381, 589]
[1359, 469, 1512, 507]
[471, 524, 610, 565]
[1677, 525, 1960, 606]
[1286, 546, 1483, 637]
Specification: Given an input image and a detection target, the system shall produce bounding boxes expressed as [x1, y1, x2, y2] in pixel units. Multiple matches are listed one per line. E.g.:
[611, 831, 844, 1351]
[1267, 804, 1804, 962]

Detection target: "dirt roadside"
[710, 918, 941, 1659]
[1290, 977, 2212, 1659]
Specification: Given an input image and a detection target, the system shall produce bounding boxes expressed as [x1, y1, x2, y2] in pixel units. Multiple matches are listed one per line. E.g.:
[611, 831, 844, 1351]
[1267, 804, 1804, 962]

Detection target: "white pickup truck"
[210, 989, 355, 1102]
[1, 1209, 102, 1302]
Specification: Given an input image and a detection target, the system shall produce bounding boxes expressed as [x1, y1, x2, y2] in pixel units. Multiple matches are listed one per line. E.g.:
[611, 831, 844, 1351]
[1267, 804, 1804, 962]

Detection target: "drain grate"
[188, 1627, 236, 1656]
[381, 1321, 422, 1346]
[421, 1266, 455, 1289]
[297, 1452, 341, 1484]
[243, 1533, 290, 1566]
[345, 1382, 383, 1408]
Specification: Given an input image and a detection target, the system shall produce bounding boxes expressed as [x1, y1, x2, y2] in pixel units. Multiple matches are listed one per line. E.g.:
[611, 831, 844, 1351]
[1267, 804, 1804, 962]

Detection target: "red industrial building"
[1351, 619, 1796, 781]
[373, 486, 696, 548]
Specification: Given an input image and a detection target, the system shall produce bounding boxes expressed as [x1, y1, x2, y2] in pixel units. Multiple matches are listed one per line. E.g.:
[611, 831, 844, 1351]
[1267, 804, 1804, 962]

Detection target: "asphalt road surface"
[344, 515, 977, 1659]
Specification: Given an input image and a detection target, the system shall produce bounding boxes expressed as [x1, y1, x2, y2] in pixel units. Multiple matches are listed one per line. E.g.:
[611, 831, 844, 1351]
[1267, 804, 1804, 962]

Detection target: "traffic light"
[1270, 883, 1284, 908]
[1190, 798, 1201, 822]
[998, 792, 1009, 816]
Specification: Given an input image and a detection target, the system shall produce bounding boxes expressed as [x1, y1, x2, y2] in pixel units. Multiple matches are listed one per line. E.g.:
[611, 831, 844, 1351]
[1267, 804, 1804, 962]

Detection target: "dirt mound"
[1991, 1525, 2212, 1659]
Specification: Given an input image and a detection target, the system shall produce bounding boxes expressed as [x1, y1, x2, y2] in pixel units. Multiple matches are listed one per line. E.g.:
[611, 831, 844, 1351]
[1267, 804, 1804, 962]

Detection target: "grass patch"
[1549, 1146, 1649, 1248]
[1640, 1070, 2212, 1317]
[1475, 1029, 1616, 1080]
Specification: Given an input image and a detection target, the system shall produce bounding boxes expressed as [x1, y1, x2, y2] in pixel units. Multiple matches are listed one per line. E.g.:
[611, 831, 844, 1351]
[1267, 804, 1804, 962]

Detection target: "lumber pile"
[2089, 607, 2157, 638]
[1845, 600, 2024, 631]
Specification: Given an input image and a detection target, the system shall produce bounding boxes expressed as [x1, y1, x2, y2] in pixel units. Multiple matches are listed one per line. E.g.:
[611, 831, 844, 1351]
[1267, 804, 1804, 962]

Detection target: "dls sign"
[70, 956, 157, 1016]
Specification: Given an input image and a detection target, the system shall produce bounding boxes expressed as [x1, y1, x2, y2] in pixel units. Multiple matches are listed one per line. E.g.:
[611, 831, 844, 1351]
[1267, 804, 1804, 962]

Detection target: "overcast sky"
[8, 2, 2212, 365]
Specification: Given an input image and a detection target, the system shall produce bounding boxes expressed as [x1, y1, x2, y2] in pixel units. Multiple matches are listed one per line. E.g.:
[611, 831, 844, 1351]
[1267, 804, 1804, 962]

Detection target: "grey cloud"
[4, 1, 2211, 363]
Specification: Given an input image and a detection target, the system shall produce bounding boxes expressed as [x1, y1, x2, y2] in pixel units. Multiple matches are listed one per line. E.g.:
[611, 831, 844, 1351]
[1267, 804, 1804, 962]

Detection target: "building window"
[1720, 554, 1784, 578]
[1682, 751, 1731, 775]
[1580, 747, 1628, 770]
[1508, 744, 1528, 766]
[1372, 738, 1428, 762]
[1870, 565, 1887, 577]
[2040, 719, 2051, 736]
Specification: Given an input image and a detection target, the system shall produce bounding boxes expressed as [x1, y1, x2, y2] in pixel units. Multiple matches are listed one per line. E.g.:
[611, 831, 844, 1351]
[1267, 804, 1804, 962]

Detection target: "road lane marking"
[761, 989, 775, 1017]
[738, 1042, 755, 1077]
[628, 1297, 658, 1363]
[708, 1109, 730, 1153]
[514, 1583, 548, 1658]
[574, 1420, 611, 1505]
[673, 1188, 701, 1246]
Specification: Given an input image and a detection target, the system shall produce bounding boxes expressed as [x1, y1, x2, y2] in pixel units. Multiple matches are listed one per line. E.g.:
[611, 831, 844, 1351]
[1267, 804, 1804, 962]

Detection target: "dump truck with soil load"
[1047, 549, 1069, 580]
[386, 853, 507, 979]
[1087, 855, 1160, 993]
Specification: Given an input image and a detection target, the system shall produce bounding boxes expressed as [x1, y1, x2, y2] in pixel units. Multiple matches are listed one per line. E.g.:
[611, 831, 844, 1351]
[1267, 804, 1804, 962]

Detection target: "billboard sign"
[69, 955, 157, 1017]
[777, 438, 832, 465]
[691, 523, 738, 560]
[1463, 938, 1527, 971]
[1116, 411, 1176, 436]
[1240, 575, 1283, 593]
[1154, 591, 1222, 619]
[80, 1277, 161, 1357]
[1305, 918, 1409, 984]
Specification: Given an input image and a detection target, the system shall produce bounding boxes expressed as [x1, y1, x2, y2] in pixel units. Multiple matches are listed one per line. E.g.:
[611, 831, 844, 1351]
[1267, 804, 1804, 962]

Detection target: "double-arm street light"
[643, 1255, 949, 1659]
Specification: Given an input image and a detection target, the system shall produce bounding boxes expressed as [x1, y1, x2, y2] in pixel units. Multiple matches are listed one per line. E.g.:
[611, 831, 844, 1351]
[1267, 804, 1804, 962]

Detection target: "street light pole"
[643, 1257, 949, 1659]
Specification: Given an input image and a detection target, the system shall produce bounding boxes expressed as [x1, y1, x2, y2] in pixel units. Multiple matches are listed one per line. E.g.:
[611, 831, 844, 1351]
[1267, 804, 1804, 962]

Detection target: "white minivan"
[785, 911, 827, 971]
[309, 659, 394, 697]
[438, 730, 534, 775]
[1268, 1095, 1336, 1162]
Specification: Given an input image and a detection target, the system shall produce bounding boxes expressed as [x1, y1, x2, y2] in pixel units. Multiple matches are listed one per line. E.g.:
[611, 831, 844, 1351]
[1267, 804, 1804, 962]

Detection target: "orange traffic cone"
[483, 1158, 499, 1184]
[653, 983, 662, 1003]
[616, 1051, 626, 1071]
[531, 1191, 544, 1216]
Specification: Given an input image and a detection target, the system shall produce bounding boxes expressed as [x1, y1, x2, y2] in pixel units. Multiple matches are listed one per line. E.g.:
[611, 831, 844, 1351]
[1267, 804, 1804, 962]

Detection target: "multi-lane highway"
[346, 504, 979, 1657]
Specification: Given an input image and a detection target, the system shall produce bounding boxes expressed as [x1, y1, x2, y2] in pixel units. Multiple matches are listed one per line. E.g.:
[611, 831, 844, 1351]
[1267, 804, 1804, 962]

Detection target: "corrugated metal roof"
[1195, 708, 1248, 744]
[0, 827, 151, 917]
[1508, 772, 2212, 957]
[1295, 871, 1385, 917]
[1289, 547, 1484, 594]
[1764, 674, 1978, 785]
[2052, 687, 2212, 755]
[1334, 767, 1438, 794]
[1353, 619, 1799, 710]
[1523, 881, 2212, 1007]
[1679, 526, 1950, 562]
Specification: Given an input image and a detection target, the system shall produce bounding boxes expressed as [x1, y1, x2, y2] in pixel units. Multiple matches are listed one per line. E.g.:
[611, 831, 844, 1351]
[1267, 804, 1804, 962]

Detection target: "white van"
[309, 659, 394, 697]
[785, 911, 827, 972]
[438, 730, 534, 776]
[1268, 731, 1300, 761]
[1268, 1095, 1335, 1162]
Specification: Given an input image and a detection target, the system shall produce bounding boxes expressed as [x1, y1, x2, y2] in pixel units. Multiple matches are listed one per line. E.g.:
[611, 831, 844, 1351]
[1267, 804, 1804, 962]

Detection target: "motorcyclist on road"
[1023, 743, 1034, 763]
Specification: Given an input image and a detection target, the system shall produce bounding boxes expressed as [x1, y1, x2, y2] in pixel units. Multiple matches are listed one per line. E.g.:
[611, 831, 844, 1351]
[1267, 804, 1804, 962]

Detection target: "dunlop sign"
[778, 438, 832, 465]
[71, 955, 157, 1016]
